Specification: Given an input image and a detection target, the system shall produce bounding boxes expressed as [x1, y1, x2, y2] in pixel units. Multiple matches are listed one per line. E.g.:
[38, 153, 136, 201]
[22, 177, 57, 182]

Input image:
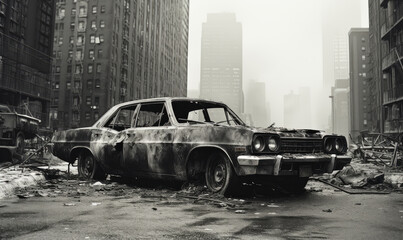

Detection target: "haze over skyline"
[188, 0, 369, 129]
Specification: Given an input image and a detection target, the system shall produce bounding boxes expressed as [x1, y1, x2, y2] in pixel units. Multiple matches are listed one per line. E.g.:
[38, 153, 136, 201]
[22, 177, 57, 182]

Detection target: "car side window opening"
[172, 100, 243, 126]
[104, 105, 137, 131]
[135, 103, 171, 128]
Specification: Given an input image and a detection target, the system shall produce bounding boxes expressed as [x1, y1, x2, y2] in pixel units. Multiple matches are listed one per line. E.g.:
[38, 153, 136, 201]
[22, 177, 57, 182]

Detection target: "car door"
[97, 104, 139, 175]
[122, 102, 176, 178]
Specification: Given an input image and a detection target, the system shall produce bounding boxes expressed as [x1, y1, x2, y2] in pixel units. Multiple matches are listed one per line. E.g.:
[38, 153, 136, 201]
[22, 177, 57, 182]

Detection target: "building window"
[58, 37, 63, 45]
[99, 34, 104, 43]
[71, 8, 76, 16]
[54, 82, 60, 89]
[362, 55, 366, 61]
[77, 35, 84, 45]
[94, 112, 99, 120]
[91, 20, 96, 29]
[87, 80, 93, 89]
[79, 6, 86, 16]
[361, 37, 366, 42]
[86, 96, 92, 105]
[361, 46, 366, 51]
[88, 64, 93, 73]
[85, 112, 91, 120]
[90, 34, 95, 43]
[75, 65, 82, 74]
[362, 64, 366, 69]
[78, 21, 85, 31]
[70, 22, 75, 31]
[101, 5, 105, 13]
[67, 65, 72, 73]
[55, 66, 60, 73]
[66, 82, 71, 89]
[92, 6, 97, 14]
[95, 79, 100, 88]
[100, 20, 105, 28]
[69, 36, 74, 44]
[96, 63, 102, 73]
[89, 50, 94, 59]
[98, 49, 103, 58]
[94, 96, 99, 106]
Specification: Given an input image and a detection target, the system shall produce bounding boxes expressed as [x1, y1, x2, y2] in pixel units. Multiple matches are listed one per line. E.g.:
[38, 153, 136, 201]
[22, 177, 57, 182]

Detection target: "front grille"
[280, 138, 323, 153]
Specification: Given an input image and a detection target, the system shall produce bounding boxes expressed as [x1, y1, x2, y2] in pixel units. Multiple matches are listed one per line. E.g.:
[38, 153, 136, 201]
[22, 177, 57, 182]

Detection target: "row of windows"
[57, 5, 105, 19]
[54, 63, 102, 74]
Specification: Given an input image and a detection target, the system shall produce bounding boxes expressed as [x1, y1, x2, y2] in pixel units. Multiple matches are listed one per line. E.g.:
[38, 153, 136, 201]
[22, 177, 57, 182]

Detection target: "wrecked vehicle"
[52, 98, 351, 195]
[0, 105, 41, 160]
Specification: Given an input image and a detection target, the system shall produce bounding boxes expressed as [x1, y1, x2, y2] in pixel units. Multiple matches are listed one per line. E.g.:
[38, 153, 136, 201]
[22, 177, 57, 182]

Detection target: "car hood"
[225, 124, 325, 139]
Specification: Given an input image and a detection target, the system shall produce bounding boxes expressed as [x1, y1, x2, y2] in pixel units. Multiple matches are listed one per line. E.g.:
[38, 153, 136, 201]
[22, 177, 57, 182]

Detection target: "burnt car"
[52, 97, 351, 195]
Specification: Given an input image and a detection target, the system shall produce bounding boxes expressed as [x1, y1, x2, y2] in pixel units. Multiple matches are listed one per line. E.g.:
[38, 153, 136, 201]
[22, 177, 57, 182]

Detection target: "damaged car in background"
[52, 97, 351, 195]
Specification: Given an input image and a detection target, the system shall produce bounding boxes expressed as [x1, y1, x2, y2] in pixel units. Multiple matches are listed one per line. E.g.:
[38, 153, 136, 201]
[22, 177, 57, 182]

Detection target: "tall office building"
[245, 81, 269, 127]
[349, 28, 370, 140]
[378, 0, 403, 135]
[283, 87, 311, 129]
[332, 79, 349, 138]
[199, 13, 243, 115]
[52, 0, 189, 129]
[368, 0, 383, 134]
[0, 0, 56, 127]
[322, 0, 362, 91]
[320, 0, 362, 132]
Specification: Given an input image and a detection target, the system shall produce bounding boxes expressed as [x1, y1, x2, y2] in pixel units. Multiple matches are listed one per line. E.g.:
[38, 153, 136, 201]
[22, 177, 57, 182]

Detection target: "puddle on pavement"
[234, 215, 330, 239]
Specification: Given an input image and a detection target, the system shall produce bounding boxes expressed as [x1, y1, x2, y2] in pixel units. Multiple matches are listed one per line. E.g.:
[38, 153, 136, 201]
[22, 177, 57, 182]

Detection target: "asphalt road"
[0, 179, 402, 240]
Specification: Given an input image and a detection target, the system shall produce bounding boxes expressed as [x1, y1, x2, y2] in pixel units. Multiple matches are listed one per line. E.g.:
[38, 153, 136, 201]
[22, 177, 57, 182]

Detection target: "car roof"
[114, 97, 228, 108]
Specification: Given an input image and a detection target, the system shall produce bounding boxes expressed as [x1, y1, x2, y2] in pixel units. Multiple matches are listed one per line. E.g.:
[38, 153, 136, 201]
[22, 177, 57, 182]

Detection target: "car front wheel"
[78, 152, 106, 180]
[205, 152, 240, 196]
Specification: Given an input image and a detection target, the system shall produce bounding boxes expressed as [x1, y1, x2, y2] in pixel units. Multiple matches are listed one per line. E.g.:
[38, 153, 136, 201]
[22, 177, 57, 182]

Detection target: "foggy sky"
[188, 0, 369, 129]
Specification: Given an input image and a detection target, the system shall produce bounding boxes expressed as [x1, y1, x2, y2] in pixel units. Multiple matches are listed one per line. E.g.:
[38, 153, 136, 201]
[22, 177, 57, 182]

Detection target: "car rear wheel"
[15, 132, 25, 155]
[78, 152, 106, 180]
[205, 152, 241, 196]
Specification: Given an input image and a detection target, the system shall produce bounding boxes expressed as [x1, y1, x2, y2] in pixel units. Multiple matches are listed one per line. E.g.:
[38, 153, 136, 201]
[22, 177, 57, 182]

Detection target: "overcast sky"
[187, 0, 369, 129]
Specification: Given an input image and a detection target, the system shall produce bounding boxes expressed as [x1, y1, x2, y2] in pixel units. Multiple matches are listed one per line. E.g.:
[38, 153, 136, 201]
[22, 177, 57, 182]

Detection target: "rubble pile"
[315, 134, 403, 192]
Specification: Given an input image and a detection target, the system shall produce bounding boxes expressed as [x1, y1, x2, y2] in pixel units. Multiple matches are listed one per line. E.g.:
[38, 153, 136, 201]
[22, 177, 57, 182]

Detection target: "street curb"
[0, 167, 46, 199]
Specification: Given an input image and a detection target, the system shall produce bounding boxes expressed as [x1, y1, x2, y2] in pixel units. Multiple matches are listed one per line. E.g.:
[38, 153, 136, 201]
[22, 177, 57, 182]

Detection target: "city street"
[0, 174, 402, 240]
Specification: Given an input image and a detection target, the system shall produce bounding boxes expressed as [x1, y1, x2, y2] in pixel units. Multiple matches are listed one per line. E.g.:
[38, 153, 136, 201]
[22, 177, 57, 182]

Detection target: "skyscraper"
[349, 28, 370, 140]
[283, 87, 311, 129]
[245, 81, 269, 127]
[51, 0, 189, 129]
[0, 0, 56, 127]
[199, 13, 243, 115]
[378, 0, 403, 135]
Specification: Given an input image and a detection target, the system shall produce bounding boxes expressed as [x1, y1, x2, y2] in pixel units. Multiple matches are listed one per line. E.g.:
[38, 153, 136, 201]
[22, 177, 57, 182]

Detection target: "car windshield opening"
[171, 100, 244, 126]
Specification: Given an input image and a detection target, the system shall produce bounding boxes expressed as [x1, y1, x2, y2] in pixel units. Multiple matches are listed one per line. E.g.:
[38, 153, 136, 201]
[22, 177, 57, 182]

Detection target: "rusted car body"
[0, 105, 40, 160]
[52, 97, 351, 194]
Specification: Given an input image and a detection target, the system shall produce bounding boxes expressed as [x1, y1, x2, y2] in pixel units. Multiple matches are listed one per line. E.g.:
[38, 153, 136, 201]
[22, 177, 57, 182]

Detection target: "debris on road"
[322, 209, 332, 213]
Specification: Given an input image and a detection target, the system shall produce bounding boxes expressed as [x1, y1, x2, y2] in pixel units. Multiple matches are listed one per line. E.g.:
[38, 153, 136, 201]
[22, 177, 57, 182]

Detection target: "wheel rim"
[207, 157, 227, 192]
[80, 155, 94, 178]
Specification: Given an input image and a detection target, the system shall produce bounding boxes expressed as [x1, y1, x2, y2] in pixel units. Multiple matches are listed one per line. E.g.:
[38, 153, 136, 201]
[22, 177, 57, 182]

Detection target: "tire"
[15, 132, 25, 155]
[78, 152, 106, 180]
[205, 152, 241, 196]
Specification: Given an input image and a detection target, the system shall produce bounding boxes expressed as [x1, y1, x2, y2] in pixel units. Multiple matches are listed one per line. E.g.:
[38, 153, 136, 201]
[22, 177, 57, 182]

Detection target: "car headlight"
[324, 138, 334, 152]
[253, 136, 265, 152]
[335, 138, 345, 153]
[268, 137, 279, 152]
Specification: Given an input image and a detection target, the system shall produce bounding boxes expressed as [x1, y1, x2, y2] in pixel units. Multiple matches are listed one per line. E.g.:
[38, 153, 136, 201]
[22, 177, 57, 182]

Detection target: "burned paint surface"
[52, 97, 351, 182]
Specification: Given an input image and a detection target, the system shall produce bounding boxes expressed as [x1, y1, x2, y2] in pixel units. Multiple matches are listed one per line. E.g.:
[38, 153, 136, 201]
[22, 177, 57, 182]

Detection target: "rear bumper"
[237, 154, 351, 177]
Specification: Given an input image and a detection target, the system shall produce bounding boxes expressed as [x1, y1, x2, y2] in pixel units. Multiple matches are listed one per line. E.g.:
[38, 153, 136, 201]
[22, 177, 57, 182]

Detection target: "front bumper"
[237, 154, 351, 177]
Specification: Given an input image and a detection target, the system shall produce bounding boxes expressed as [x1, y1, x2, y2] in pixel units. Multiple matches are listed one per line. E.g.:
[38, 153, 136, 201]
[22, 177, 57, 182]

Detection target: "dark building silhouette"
[199, 13, 243, 115]
[349, 28, 370, 140]
[368, 0, 403, 136]
[0, 0, 56, 127]
[52, 0, 189, 129]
